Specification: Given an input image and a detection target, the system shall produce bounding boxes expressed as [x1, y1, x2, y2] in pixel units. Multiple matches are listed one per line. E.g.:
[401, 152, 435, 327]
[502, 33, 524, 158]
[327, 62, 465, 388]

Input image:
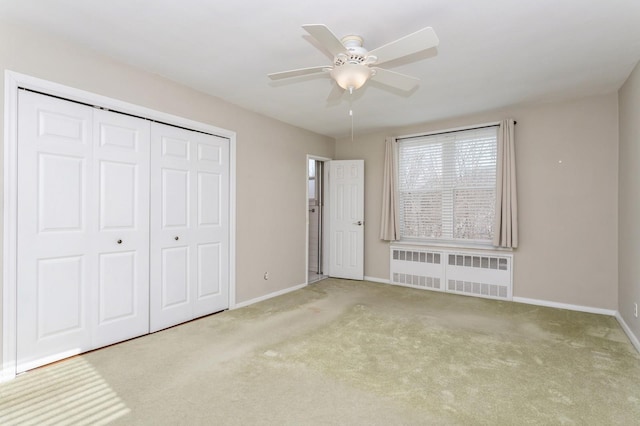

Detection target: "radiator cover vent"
[393, 249, 441, 265]
[393, 273, 441, 290]
[448, 253, 508, 271]
[390, 246, 512, 301]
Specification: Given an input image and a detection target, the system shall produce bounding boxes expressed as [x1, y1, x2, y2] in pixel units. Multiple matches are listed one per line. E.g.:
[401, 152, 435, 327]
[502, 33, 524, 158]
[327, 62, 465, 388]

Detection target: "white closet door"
[150, 123, 229, 332]
[16, 91, 95, 372]
[16, 91, 151, 372]
[91, 109, 150, 347]
[192, 130, 229, 318]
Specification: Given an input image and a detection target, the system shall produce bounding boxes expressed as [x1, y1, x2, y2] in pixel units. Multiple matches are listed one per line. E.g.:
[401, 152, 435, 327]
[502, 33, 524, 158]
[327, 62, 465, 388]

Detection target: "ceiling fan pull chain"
[350, 108, 354, 142]
[349, 87, 354, 141]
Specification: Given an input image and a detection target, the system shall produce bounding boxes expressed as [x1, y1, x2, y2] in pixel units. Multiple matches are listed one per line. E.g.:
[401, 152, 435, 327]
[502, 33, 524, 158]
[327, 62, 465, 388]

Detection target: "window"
[308, 159, 316, 200]
[397, 126, 498, 245]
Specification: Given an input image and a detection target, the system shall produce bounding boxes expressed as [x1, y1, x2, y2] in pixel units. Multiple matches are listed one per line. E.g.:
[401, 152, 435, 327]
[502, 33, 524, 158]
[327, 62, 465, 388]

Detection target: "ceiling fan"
[268, 24, 439, 94]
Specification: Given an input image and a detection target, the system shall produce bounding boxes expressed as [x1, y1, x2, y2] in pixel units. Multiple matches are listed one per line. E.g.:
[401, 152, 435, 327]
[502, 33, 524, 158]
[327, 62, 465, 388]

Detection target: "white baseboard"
[615, 312, 640, 353]
[364, 276, 390, 284]
[512, 296, 617, 316]
[231, 282, 307, 310]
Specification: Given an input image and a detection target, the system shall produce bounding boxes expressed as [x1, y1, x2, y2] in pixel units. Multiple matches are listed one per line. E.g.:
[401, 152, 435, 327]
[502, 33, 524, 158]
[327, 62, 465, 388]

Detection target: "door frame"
[305, 155, 331, 284]
[2, 70, 237, 381]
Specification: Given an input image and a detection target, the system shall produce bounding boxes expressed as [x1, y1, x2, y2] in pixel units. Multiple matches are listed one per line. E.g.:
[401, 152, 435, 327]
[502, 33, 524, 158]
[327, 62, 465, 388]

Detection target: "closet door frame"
[2, 70, 237, 382]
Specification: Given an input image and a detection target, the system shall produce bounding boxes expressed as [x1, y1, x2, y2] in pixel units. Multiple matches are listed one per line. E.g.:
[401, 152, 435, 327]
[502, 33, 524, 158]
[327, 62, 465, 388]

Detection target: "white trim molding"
[615, 312, 640, 353]
[2, 70, 238, 381]
[232, 283, 307, 310]
[364, 276, 391, 285]
[513, 296, 617, 316]
[2, 71, 20, 382]
[305, 155, 332, 285]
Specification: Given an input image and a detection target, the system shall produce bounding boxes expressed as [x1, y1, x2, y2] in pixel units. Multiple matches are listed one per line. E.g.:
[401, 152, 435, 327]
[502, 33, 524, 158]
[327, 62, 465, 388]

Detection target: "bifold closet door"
[91, 109, 150, 348]
[150, 123, 230, 332]
[17, 91, 93, 372]
[16, 91, 150, 372]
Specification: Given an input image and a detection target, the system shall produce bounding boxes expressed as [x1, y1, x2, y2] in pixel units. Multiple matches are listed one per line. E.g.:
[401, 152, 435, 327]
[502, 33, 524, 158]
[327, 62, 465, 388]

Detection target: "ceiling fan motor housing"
[331, 34, 380, 89]
[334, 35, 369, 66]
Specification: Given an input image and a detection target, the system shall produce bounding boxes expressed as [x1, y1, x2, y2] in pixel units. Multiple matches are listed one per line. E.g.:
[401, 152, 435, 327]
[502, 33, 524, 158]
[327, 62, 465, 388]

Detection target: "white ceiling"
[2, 0, 640, 138]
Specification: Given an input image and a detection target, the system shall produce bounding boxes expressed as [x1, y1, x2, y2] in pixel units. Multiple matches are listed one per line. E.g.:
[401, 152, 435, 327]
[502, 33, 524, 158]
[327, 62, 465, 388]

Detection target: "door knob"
[117, 239, 123, 244]
[354, 221, 363, 226]
[175, 236, 179, 241]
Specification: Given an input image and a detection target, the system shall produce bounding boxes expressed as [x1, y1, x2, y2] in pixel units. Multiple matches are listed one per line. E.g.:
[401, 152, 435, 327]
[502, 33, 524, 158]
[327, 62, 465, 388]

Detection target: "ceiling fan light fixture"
[330, 63, 372, 90]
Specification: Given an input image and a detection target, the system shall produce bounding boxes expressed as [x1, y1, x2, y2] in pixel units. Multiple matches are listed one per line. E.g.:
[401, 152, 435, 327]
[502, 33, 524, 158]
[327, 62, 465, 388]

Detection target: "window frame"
[395, 123, 500, 248]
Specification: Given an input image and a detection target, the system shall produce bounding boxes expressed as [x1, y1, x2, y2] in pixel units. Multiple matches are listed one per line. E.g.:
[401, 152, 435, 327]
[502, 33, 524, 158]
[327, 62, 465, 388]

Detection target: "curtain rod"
[396, 120, 517, 142]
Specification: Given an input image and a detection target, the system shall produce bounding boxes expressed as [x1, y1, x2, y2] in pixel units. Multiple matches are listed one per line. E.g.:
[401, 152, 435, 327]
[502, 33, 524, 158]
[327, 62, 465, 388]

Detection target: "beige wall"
[0, 24, 334, 367]
[336, 93, 619, 310]
[618, 60, 640, 341]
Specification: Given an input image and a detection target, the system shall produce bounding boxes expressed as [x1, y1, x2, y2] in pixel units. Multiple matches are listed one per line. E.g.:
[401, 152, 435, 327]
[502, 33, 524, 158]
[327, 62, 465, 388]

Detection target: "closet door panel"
[36, 256, 85, 339]
[99, 161, 137, 229]
[16, 91, 94, 373]
[150, 124, 194, 331]
[162, 168, 190, 227]
[197, 172, 221, 226]
[161, 246, 190, 307]
[38, 154, 85, 231]
[197, 243, 221, 298]
[192, 134, 229, 318]
[98, 251, 137, 321]
[150, 124, 229, 331]
[92, 109, 150, 348]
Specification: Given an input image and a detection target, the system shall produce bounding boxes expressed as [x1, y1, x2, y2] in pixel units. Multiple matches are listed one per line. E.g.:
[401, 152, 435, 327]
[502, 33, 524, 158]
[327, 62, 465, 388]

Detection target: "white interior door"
[16, 91, 95, 372]
[328, 160, 365, 280]
[91, 109, 150, 347]
[16, 92, 152, 372]
[150, 123, 229, 332]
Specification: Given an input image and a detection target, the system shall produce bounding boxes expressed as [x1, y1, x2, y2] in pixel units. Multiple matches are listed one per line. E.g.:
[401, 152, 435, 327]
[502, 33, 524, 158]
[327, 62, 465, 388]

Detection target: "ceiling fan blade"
[268, 66, 328, 80]
[368, 27, 439, 65]
[302, 24, 346, 57]
[370, 68, 420, 91]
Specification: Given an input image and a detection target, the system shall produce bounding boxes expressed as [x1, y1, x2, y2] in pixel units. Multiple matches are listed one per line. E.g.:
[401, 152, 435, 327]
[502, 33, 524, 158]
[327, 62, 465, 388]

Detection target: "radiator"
[390, 246, 513, 301]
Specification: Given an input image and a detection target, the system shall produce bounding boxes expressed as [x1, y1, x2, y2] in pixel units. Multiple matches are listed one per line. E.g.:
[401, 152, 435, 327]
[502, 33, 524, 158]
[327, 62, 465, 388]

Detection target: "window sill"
[390, 240, 514, 253]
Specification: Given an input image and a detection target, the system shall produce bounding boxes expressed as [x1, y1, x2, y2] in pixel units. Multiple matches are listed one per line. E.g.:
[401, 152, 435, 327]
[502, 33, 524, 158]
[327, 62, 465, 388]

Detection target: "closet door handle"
[174, 236, 179, 241]
[117, 239, 123, 244]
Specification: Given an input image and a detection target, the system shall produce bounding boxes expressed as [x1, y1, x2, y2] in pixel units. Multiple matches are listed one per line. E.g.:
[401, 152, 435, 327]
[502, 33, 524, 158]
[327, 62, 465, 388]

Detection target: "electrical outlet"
[635, 303, 638, 318]
[264, 272, 269, 280]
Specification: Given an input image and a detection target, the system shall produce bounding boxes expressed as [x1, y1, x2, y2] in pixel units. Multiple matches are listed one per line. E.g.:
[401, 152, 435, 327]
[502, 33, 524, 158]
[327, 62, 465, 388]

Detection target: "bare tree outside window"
[398, 127, 497, 245]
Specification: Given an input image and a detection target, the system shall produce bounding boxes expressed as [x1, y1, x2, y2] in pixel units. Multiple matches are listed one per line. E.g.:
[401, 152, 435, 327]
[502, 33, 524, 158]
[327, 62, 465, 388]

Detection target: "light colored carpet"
[1, 278, 639, 425]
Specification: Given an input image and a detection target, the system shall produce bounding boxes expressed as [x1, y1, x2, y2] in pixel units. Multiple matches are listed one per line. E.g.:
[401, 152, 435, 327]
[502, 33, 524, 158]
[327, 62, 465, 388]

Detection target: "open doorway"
[308, 157, 328, 284]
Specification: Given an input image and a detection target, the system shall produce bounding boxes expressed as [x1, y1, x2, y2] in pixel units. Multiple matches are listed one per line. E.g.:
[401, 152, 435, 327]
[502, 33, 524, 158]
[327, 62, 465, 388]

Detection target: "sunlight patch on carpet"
[0, 357, 129, 425]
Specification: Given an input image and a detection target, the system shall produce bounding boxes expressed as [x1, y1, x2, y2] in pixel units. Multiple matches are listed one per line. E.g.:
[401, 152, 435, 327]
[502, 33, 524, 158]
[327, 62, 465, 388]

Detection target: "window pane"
[400, 191, 442, 238]
[308, 178, 315, 199]
[308, 159, 315, 178]
[397, 126, 498, 244]
[455, 138, 496, 187]
[398, 142, 442, 191]
[454, 188, 495, 240]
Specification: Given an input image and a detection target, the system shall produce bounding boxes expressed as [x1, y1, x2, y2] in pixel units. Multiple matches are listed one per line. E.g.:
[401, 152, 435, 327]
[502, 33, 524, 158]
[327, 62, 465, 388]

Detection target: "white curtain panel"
[380, 137, 400, 241]
[493, 119, 519, 248]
